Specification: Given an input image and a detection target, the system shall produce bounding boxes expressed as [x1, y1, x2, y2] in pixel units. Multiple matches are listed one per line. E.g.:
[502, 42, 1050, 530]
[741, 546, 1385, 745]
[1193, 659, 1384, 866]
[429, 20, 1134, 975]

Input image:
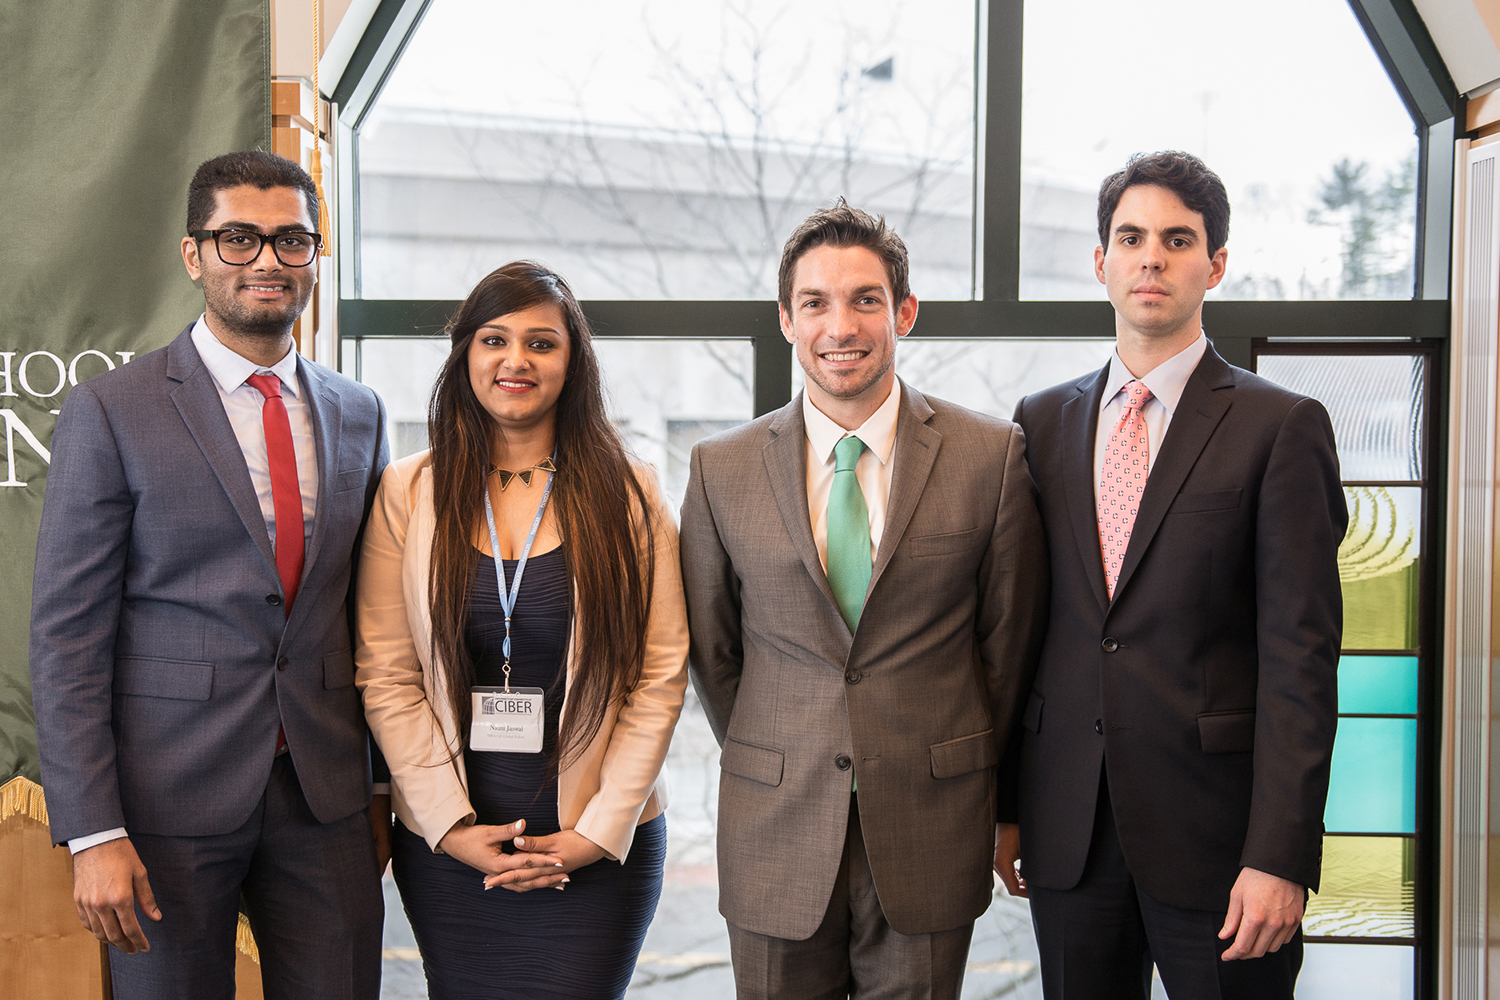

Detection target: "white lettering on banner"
[68, 350, 117, 385]
[18, 352, 66, 399]
[0, 348, 137, 487]
[0, 409, 52, 487]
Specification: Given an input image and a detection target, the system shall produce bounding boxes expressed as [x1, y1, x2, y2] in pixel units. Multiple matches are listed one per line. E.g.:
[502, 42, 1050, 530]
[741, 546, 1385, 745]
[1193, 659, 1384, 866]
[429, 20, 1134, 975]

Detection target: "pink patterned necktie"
[1098, 379, 1153, 598]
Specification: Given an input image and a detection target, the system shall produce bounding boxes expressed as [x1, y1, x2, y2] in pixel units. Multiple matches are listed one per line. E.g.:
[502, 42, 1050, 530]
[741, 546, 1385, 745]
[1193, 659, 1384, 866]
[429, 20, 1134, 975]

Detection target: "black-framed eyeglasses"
[190, 229, 323, 267]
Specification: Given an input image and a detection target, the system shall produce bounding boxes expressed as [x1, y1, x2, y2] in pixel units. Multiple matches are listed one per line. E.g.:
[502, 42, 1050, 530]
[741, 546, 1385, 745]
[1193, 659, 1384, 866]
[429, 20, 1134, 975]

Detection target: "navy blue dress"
[391, 546, 666, 1000]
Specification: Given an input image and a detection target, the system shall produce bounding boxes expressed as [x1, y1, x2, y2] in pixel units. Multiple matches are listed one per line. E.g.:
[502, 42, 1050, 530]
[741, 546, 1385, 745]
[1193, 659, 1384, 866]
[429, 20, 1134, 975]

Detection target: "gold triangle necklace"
[491, 456, 558, 491]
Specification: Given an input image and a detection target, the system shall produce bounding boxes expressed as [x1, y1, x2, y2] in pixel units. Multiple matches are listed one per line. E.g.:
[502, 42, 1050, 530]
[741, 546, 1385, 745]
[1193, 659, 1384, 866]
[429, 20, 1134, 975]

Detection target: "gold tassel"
[0, 775, 49, 826]
[236, 912, 261, 964]
[312, 146, 333, 258]
[312, 0, 333, 257]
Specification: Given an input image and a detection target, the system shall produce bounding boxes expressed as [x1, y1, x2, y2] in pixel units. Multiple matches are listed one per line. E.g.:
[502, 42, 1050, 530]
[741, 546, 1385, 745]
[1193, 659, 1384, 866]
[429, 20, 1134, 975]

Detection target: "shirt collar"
[803, 377, 901, 466]
[191, 315, 301, 399]
[1103, 332, 1207, 416]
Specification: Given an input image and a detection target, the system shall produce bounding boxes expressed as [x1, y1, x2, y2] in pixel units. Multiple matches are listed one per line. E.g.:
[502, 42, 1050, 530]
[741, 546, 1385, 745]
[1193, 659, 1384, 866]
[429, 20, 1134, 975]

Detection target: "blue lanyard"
[482, 459, 556, 691]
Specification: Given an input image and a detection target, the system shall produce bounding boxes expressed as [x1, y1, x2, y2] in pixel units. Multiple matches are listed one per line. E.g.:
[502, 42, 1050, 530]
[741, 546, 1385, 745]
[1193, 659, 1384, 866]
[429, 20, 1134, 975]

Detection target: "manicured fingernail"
[561, 877, 569, 883]
[554, 862, 564, 867]
[484, 883, 493, 891]
[514, 837, 525, 846]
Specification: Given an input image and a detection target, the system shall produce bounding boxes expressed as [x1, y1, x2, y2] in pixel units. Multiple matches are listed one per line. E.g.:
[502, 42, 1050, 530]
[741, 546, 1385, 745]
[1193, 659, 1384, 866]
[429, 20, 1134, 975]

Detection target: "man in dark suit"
[682, 201, 1048, 999]
[30, 151, 389, 999]
[997, 151, 1346, 999]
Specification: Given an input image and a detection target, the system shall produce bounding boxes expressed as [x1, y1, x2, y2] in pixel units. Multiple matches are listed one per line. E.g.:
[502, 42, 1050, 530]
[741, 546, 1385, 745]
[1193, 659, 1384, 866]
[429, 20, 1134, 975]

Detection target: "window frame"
[328, 2, 1459, 996]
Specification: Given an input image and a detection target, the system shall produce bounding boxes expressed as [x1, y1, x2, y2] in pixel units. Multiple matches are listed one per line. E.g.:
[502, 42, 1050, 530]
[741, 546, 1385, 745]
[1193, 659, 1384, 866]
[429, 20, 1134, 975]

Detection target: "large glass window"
[358, 0, 976, 301]
[1021, 0, 1419, 301]
[340, 2, 1450, 996]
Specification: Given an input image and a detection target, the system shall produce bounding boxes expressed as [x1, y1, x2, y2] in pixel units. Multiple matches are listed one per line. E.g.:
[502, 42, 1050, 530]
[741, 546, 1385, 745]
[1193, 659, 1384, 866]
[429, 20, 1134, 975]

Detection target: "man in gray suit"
[30, 150, 388, 1000]
[681, 200, 1049, 999]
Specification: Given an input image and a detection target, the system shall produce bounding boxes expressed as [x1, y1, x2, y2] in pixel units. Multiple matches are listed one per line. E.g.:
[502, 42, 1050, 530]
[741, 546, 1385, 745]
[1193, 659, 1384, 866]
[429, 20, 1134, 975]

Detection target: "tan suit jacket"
[681, 383, 1048, 938]
[354, 451, 689, 862]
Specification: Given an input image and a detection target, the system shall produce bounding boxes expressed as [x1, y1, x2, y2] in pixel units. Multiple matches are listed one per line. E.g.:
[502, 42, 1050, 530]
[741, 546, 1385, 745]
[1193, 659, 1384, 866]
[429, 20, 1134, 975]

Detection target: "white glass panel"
[1257, 354, 1425, 481]
[361, 0, 976, 301]
[1299, 943, 1414, 999]
[895, 338, 1115, 418]
[1021, 0, 1417, 301]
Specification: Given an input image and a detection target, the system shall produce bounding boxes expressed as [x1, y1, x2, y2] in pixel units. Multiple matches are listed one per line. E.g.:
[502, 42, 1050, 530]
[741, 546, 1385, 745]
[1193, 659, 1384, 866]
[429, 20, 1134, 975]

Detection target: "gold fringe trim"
[0, 775, 49, 826]
[0, 778, 261, 963]
[237, 912, 261, 964]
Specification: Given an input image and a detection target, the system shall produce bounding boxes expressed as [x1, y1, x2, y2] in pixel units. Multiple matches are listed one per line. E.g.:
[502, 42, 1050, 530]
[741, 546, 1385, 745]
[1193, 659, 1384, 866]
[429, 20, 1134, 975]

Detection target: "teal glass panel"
[1338, 656, 1418, 715]
[1324, 718, 1416, 833]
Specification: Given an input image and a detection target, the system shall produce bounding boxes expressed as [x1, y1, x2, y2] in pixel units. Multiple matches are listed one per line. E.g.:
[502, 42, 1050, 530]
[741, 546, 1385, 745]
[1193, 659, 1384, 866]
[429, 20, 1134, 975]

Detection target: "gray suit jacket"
[30, 324, 389, 844]
[681, 382, 1048, 939]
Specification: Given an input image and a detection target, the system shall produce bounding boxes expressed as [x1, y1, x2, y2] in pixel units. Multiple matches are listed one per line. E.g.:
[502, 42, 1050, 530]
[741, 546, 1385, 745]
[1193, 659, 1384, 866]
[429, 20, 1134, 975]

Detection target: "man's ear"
[1206, 246, 1228, 290]
[895, 294, 919, 337]
[1094, 245, 1107, 285]
[779, 303, 795, 345]
[182, 236, 203, 281]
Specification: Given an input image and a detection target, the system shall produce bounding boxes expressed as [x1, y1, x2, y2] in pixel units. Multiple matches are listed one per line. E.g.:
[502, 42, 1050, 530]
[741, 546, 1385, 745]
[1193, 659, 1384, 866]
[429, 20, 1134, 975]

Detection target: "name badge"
[470, 686, 545, 753]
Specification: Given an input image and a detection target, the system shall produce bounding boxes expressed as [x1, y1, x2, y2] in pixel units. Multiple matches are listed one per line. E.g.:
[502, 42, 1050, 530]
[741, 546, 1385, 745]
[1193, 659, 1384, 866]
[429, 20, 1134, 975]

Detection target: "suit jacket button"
[1094, 719, 1103, 735]
[1101, 637, 1119, 652]
[277, 656, 289, 671]
[844, 670, 862, 685]
[835, 754, 852, 771]
[266, 594, 282, 606]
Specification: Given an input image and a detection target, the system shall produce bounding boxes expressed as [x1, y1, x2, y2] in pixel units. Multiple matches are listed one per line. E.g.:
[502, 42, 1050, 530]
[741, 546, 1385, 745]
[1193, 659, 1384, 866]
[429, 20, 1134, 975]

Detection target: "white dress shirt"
[803, 378, 901, 573]
[69, 318, 321, 854]
[1092, 333, 1208, 511]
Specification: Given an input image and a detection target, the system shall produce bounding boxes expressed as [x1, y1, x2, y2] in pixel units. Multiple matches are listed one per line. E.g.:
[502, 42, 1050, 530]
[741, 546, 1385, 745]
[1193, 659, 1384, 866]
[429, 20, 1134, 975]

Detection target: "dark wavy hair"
[186, 150, 318, 233]
[1097, 151, 1230, 256]
[426, 261, 655, 774]
[778, 198, 910, 310]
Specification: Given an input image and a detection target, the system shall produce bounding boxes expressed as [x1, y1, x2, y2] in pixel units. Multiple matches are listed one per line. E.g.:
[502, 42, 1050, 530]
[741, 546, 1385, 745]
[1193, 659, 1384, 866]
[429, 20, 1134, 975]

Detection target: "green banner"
[0, 1, 270, 786]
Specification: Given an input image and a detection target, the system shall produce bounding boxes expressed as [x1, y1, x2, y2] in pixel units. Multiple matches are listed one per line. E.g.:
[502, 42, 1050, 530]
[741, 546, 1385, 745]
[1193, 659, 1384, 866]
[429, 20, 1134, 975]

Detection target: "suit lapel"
[166, 328, 278, 573]
[870, 383, 938, 592]
[298, 362, 341, 587]
[1110, 346, 1234, 603]
[763, 397, 842, 616]
[1062, 365, 1111, 615]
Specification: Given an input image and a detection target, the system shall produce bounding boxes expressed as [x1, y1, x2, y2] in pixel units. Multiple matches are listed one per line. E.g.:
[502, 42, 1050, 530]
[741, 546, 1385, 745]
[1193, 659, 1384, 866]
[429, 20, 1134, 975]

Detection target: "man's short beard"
[805, 354, 892, 401]
[202, 284, 311, 340]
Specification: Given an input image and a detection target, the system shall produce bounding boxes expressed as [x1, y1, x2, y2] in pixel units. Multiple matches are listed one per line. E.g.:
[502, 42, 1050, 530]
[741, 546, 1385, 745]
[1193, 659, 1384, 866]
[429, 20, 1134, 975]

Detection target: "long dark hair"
[427, 261, 655, 774]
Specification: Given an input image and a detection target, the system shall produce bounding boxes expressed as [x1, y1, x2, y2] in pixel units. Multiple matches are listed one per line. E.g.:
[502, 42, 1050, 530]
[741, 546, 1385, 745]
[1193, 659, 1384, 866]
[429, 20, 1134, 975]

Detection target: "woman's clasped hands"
[438, 817, 608, 892]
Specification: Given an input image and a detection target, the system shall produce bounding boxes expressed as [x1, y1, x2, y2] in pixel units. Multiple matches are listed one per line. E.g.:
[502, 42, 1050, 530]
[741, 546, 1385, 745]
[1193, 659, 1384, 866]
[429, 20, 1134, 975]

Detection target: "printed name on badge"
[470, 686, 545, 753]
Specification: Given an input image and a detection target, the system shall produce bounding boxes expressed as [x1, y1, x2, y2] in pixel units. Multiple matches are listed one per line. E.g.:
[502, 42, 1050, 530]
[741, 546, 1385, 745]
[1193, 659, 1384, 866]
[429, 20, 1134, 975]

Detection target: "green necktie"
[826, 436, 872, 631]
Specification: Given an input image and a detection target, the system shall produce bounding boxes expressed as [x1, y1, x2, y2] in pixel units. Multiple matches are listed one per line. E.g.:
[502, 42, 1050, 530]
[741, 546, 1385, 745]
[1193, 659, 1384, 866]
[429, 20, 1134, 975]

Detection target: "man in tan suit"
[680, 200, 1049, 999]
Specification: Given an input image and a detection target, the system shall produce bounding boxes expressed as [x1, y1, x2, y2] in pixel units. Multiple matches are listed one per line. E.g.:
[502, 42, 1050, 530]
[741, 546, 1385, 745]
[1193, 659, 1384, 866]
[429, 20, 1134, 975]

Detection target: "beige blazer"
[355, 450, 689, 861]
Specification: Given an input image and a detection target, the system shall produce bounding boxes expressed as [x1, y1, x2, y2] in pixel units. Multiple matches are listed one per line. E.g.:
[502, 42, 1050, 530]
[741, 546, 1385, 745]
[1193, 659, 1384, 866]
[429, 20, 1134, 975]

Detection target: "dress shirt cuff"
[68, 828, 128, 854]
[371, 783, 391, 796]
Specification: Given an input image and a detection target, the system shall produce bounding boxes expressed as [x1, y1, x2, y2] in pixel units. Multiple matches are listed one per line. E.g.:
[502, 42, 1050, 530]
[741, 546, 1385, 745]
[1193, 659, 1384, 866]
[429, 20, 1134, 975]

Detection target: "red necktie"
[247, 373, 304, 756]
[246, 374, 305, 612]
[1098, 379, 1153, 599]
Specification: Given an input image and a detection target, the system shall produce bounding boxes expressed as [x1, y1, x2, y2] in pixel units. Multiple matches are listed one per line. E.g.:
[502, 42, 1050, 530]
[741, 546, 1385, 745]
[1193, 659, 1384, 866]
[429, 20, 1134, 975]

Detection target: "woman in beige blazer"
[355, 261, 688, 999]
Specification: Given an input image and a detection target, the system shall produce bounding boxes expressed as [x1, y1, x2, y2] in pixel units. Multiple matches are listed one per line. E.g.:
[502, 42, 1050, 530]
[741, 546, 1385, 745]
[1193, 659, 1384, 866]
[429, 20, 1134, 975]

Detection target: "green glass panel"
[1324, 718, 1416, 833]
[1303, 836, 1414, 938]
[1339, 486, 1420, 651]
[1338, 655, 1418, 715]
